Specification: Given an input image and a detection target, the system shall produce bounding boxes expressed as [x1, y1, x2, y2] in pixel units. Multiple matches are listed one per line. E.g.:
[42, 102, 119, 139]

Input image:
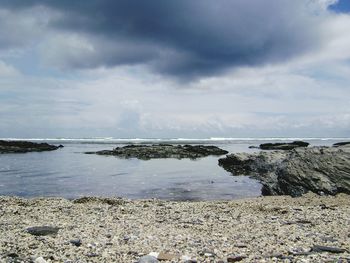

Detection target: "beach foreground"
[0, 194, 349, 263]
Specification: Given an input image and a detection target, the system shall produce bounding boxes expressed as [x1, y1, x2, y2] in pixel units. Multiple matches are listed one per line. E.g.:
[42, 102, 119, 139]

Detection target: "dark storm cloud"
[0, 0, 329, 78]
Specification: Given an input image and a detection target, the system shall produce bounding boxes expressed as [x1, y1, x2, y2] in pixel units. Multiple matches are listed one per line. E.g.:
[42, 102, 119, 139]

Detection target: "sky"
[0, 0, 350, 138]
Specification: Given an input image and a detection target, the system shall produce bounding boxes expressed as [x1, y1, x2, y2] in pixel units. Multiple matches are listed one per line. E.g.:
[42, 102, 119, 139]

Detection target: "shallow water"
[0, 138, 345, 200]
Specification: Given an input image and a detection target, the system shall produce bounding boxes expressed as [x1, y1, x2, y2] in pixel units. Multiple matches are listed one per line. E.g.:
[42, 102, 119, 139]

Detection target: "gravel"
[0, 193, 349, 262]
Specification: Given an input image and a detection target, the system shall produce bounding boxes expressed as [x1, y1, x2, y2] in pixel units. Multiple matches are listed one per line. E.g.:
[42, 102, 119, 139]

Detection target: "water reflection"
[2, 139, 337, 200]
[0, 142, 265, 199]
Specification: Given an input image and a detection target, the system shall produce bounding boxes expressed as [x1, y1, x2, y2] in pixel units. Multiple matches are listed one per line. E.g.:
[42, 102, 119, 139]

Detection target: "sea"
[0, 137, 347, 200]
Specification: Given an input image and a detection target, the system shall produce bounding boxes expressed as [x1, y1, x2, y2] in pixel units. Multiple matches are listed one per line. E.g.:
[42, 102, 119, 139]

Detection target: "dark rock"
[234, 244, 247, 248]
[69, 239, 82, 247]
[311, 245, 346, 253]
[259, 141, 309, 150]
[86, 144, 228, 160]
[283, 220, 312, 225]
[333, 141, 350, 147]
[227, 255, 247, 262]
[26, 226, 60, 236]
[219, 151, 282, 176]
[248, 145, 259, 149]
[268, 254, 293, 260]
[319, 204, 336, 210]
[86, 253, 98, 257]
[7, 252, 19, 258]
[288, 251, 313, 256]
[219, 146, 350, 196]
[0, 140, 61, 154]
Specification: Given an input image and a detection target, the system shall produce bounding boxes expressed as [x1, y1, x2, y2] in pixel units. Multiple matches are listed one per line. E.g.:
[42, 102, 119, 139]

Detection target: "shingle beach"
[0, 193, 349, 263]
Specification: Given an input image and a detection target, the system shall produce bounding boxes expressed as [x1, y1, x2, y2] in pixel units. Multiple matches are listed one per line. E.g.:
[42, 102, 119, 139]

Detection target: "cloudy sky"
[0, 0, 350, 138]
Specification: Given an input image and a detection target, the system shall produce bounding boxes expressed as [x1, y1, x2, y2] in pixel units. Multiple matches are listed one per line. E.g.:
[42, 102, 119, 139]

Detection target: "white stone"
[181, 255, 192, 261]
[148, 252, 159, 258]
[34, 257, 48, 263]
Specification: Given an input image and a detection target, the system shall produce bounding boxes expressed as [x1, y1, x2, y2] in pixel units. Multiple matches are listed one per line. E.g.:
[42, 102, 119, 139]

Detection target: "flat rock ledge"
[0, 140, 62, 154]
[86, 144, 228, 160]
[219, 145, 350, 196]
[249, 141, 309, 150]
[0, 194, 349, 262]
[333, 141, 350, 147]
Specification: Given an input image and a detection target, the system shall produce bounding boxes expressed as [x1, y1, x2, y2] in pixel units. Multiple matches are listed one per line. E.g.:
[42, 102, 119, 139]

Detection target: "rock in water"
[333, 141, 350, 147]
[86, 144, 228, 160]
[219, 146, 350, 196]
[0, 140, 61, 154]
[26, 226, 60, 236]
[259, 141, 309, 150]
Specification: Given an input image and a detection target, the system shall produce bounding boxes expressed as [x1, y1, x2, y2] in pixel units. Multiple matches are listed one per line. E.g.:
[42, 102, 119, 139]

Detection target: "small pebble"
[69, 239, 82, 247]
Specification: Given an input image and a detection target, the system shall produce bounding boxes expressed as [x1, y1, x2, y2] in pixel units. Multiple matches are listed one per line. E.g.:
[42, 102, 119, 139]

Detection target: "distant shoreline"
[1, 137, 350, 142]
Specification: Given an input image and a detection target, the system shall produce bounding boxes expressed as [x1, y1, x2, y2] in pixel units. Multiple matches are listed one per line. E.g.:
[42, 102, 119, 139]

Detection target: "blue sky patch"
[329, 0, 350, 13]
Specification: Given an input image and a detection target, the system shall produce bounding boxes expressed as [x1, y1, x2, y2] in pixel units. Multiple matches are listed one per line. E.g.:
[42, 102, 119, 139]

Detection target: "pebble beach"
[0, 193, 349, 263]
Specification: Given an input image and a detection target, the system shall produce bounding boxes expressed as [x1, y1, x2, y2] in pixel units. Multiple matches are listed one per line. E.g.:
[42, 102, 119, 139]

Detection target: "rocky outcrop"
[0, 140, 62, 154]
[259, 141, 309, 150]
[219, 145, 350, 196]
[333, 141, 350, 147]
[86, 144, 228, 160]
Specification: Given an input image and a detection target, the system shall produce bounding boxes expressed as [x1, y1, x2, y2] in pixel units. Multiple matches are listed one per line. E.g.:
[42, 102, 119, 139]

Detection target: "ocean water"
[0, 138, 346, 200]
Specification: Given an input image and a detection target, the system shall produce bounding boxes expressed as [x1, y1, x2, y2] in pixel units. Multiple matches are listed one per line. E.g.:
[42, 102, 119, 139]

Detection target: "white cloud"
[1, 63, 350, 138]
[0, 6, 56, 51]
[0, 60, 20, 76]
[0, 1, 350, 138]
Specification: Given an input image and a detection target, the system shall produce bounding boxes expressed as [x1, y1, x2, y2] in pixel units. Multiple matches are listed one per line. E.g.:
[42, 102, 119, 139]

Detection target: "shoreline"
[1, 194, 349, 262]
